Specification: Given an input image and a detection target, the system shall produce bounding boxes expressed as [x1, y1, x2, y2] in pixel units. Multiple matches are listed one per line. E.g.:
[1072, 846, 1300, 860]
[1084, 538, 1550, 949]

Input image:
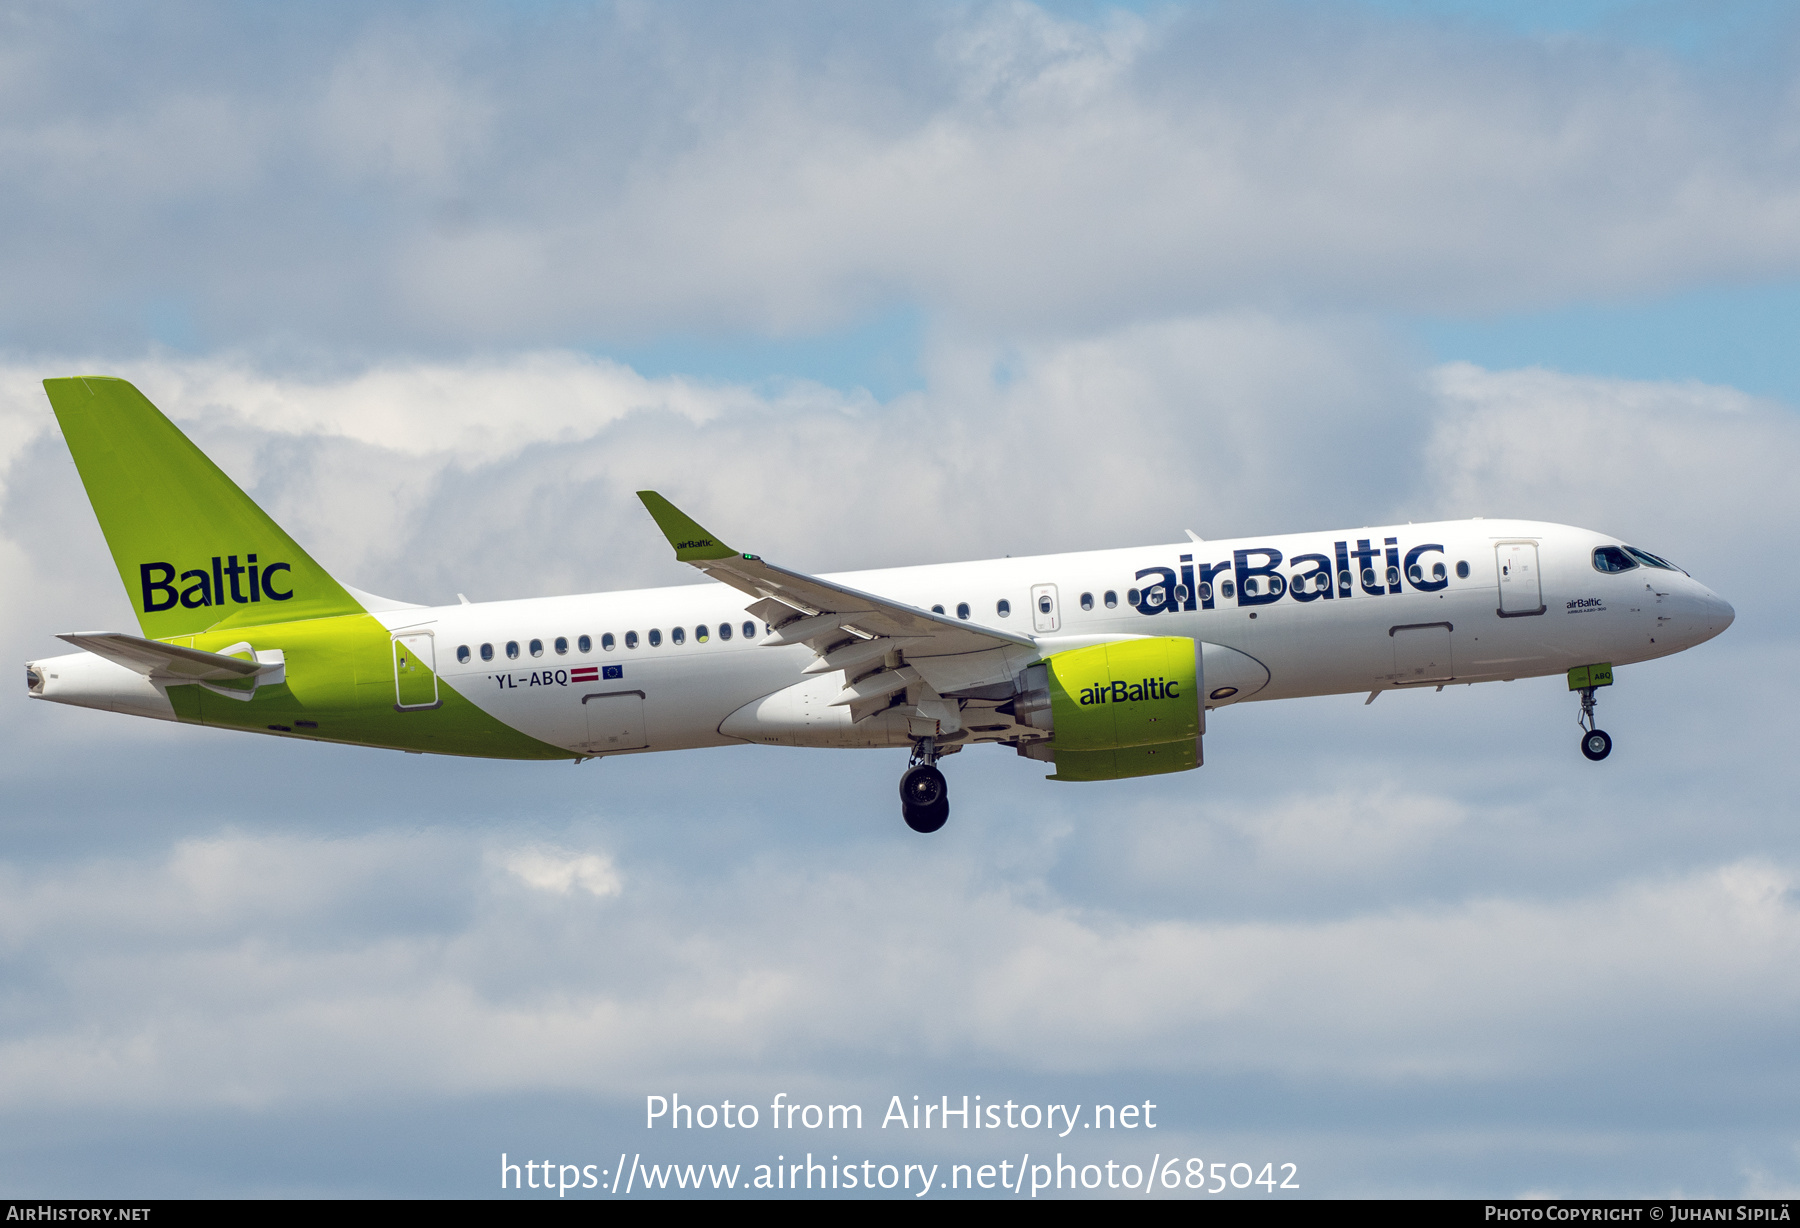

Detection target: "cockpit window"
[1592, 546, 1637, 573]
[1623, 545, 1682, 573]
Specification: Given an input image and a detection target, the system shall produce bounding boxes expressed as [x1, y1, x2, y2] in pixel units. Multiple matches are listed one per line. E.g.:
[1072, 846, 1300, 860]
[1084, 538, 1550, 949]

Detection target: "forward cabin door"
[1496, 542, 1546, 617]
[392, 633, 441, 710]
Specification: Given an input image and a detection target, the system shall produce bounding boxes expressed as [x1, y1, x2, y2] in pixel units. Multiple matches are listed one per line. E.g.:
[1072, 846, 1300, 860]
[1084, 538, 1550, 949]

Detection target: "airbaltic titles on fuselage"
[1128, 537, 1453, 616]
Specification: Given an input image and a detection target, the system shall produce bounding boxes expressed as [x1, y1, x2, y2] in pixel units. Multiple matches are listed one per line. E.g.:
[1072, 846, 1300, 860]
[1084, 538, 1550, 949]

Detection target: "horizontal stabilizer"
[58, 632, 283, 683]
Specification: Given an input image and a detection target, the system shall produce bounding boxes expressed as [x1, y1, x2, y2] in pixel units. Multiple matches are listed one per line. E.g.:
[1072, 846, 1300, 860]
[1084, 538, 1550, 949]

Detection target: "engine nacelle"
[1011, 636, 1201, 781]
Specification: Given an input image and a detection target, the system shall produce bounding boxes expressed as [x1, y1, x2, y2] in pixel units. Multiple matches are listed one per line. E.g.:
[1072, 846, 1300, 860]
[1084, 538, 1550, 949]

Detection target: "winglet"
[636, 491, 738, 561]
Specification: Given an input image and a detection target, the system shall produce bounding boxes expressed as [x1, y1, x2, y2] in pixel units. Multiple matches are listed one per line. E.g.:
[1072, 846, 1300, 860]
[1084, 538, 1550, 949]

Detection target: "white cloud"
[501, 847, 622, 898]
[6, 4, 1800, 347]
[1418, 361, 1800, 608]
[2, 816, 1797, 1111]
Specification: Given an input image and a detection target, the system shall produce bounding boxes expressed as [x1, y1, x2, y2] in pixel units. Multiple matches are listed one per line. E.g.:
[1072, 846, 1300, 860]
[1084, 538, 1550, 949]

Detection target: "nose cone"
[1692, 587, 1735, 644]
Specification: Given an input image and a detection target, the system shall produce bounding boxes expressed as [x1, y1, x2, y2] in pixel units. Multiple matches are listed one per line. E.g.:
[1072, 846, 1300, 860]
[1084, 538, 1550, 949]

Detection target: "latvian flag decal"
[571, 666, 600, 683]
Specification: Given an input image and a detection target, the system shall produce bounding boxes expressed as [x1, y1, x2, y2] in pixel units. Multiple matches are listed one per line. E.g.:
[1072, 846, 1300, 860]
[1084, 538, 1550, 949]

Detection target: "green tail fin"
[44, 376, 365, 639]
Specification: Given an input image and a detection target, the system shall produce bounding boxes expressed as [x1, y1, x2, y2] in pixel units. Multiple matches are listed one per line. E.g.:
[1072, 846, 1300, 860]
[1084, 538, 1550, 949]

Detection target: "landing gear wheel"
[902, 798, 950, 834]
[1581, 728, 1612, 761]
[898, 739, 950, 833]
[899, 763, 947, 808]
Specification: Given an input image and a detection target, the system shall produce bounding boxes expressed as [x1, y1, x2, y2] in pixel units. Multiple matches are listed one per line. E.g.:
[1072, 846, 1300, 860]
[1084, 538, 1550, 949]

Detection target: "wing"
[637, 492, 1040, 720]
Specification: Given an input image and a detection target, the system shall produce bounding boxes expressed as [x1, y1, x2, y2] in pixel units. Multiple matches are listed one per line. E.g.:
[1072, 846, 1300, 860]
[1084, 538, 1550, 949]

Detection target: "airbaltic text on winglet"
[674, 539, 714, 549]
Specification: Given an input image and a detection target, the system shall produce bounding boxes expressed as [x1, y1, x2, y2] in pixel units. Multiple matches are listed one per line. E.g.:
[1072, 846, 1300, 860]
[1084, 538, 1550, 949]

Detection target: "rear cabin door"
[1496, 542, 1546, 616]
[392, 633, 440, 710]
[584, 690, 648, 752]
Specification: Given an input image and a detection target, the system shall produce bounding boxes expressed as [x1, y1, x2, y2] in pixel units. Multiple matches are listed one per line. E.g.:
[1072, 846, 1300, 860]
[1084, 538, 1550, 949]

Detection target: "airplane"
[25, 377, 1736, 833]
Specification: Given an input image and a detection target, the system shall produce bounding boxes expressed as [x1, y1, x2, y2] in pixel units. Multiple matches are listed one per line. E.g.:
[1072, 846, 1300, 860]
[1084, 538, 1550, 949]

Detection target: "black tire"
[899, 763, 947, 808]
[903, 798, 950, 834]
[1581, 728, 1613, 761]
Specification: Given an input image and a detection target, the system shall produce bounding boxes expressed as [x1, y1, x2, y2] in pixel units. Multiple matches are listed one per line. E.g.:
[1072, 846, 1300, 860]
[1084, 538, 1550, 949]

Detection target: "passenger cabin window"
[1127, 588, 1140, 605]
[625, 631, 638, 649]
[931, 604, 945, 614]
[601, 633, 614, 651]
[1338, 569, 1352, 591]
[1456, 560, 1470, 579]
[1432, 562, 1447, 582]
[529, 639, 544, 657]
[1385, 566, 1400, 588]
[649, 629, 663, 647]
[1198, 582, 1213, 602]
[718, 622, 732, 641]
[1080, 592, 1093, 611]
[578, 634, 591, 652]
[696, 625, 709, 642]
[480, 643, 494, 661]
[1104, 590, 1117, 608]
[457, 645, 471, 664]
[742, 621, 756, 639]
[554, 636, 568, 655]
[506, 641, 520, 660]
[997, 598, 1011, 617]
[672, 627, 685, 645]
[956, 602, 970, 619]
[1220, 580, 1235, 599]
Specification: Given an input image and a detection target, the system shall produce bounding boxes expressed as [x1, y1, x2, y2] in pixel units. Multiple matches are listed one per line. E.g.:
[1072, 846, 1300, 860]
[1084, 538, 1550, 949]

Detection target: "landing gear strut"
[900, 737, 949, 833]
[1576, 686, 1612, 761]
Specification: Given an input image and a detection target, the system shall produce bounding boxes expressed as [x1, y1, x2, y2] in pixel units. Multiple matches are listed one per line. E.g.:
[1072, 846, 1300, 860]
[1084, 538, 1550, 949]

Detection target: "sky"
[3, 0, 1799, 1200]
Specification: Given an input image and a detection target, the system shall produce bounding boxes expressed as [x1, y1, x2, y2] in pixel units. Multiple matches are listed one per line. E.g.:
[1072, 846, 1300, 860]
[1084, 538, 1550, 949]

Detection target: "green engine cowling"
[1012, 636, 1202, 782]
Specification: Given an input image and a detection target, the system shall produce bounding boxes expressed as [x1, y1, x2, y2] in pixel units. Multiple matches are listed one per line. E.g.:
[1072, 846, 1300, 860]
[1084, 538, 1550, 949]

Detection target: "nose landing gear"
[900, 738, 949, 833]
[1570, 663, 1614, 761]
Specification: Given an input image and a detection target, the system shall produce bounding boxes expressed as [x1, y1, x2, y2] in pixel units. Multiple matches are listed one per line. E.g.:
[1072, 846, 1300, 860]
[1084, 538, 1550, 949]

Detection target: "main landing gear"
[1576, 685, 1611, 762]
[900, 737, 949, 833]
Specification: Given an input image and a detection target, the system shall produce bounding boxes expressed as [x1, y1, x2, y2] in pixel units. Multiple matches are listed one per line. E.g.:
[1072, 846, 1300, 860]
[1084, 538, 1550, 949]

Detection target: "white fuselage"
[336, 517, 1730, 757]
